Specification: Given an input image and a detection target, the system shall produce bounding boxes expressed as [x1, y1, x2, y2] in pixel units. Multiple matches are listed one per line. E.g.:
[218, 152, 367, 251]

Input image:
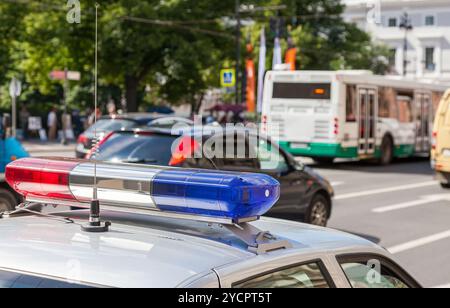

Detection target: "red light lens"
[5, 158, 80, 201]
[169, 137, 200, 166]
[77, 134, 88, 145]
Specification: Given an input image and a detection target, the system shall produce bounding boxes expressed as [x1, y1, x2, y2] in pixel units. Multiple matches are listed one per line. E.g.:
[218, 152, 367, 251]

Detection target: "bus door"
[357, 87, 377, 156]
[414, 92, 432, 153]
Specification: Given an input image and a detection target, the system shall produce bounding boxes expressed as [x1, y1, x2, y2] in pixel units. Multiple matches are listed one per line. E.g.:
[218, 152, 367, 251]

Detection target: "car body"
[75, 114, 193, 158]
[0, 209, 420, 288]
[432, 90, 450, 188]
[91, 128, 335, 226]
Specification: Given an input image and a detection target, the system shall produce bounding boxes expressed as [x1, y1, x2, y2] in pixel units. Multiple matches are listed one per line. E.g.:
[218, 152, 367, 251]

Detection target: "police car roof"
[0, 210, 379, 288]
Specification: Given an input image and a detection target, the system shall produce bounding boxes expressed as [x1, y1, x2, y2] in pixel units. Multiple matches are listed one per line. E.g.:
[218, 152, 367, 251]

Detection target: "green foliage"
[0, 0, 390, 113]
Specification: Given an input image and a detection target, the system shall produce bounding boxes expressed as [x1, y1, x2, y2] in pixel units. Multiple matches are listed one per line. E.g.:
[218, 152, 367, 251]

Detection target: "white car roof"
[0, 210, 381, 288]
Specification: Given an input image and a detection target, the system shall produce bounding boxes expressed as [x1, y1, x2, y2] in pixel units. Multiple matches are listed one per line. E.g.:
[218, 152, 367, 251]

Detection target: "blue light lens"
[152, 169, 280, 221]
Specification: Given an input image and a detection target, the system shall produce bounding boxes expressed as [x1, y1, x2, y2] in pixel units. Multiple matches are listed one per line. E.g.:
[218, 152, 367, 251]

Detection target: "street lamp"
[235, 0, 241, 105]
[399, 12, 413, 77]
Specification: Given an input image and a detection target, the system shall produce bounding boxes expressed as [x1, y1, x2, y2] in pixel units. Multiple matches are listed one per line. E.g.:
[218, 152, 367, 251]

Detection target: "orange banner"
[246, 58, 256, 113]
[285, 48, 297, 71]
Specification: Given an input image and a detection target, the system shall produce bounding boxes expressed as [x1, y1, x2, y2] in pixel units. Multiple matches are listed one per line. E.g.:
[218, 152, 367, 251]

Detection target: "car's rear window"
[86, 119, 136, 133]
[95, 133, 178, 166]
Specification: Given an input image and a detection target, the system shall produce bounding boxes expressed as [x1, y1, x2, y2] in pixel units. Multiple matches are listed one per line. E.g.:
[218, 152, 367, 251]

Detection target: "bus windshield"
[272, 82, 331, 100]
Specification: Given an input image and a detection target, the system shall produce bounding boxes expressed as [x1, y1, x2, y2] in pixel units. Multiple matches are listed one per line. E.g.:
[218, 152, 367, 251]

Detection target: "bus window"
[379, 87, 398, 119]
[346, 85, 357, 122]
[272, 83, 331, 100]
[397, 95, 413, 123]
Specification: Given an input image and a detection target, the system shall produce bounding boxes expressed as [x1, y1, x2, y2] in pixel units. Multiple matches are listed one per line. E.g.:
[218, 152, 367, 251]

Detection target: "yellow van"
[432, 90, 450, 188]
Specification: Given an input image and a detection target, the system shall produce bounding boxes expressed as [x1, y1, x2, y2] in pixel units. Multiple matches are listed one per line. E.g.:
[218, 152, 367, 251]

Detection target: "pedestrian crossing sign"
[220, 69, 236, 88]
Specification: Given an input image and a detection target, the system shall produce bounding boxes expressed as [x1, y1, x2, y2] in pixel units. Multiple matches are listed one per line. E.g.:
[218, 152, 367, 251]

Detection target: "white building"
[342, 0, 450, 84]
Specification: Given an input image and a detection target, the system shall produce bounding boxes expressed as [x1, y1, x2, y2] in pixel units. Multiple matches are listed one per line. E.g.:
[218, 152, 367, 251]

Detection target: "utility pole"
[61, 68, 69, 145]
[9, 78, 21, 139]
[235, 0, 241, 105]
[234, 3, 286, 105]
[400, 12, 413, 76]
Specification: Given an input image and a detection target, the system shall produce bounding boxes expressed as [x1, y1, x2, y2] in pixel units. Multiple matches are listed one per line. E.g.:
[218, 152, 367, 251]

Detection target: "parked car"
[76, 114, 193, 158]
[90, 127, 335, 226]
[432, 90, 450, 188]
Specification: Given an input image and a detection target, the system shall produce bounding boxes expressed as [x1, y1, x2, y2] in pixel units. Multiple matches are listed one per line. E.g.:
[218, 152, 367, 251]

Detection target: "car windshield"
[86, 119, 136, 133]
[95, 132, 178, 166]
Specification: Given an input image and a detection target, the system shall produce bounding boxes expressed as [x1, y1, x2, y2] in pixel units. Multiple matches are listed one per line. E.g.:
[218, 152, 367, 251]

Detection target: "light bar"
[5, 158, 280, 221]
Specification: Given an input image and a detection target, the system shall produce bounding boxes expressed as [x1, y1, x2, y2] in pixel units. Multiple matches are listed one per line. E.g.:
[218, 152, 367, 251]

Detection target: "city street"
[22, 141, 76, 158]
[2, 0, 450, 291]
[306, 158, 450, 288]
[22, 141, 450, 288]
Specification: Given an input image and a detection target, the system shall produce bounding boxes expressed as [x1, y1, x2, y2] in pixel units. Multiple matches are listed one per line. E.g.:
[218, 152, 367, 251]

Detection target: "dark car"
[90, 127, 334, 226]
[76, 114, 193, 158]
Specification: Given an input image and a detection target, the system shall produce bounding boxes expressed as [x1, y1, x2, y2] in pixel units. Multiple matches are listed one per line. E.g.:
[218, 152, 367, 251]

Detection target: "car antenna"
[81, 3, 111, 233]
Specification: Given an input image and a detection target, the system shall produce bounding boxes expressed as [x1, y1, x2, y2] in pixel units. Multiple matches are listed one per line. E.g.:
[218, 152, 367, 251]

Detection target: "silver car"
[0, 157, 420, 288]
[0, 210, 419, 288]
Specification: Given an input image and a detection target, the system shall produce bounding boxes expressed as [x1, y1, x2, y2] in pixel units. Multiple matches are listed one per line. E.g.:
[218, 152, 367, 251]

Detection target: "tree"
[0, 2, 28, 87]
[16, 0, 241, 112]
[1, 0, 390, 114]
[277, 0, 390, 73]
[99, 0, 241, 111]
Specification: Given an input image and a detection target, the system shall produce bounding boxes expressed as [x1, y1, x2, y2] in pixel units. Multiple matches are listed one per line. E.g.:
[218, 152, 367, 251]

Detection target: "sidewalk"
[22, 141, 76, 154]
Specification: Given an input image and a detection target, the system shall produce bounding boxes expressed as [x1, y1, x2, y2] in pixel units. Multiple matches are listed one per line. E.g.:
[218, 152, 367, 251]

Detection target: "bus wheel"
[0, 189, 17, 213]
[313, 157, 334, 165]
[379, 136, 394, 165]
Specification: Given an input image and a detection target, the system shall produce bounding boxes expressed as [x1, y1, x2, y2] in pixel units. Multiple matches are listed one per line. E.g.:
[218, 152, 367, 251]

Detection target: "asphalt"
[305, 157, 450, 288]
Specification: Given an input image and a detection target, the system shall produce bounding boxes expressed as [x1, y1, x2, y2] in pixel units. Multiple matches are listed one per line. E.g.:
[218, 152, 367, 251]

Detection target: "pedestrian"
[72, 110, 83, 137]
[107, 101, 117, 116]
[47, 107, 58, 141]
[19, 105, 30, 140]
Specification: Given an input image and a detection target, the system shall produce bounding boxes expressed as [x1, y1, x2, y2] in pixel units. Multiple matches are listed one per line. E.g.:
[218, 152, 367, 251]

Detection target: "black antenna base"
[81, 200, 111, 233]
[81, 221, 111, 233]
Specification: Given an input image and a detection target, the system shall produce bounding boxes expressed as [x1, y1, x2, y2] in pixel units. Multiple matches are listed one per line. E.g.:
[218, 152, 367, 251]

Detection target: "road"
[305, 157, 450, 288]
[23, 142, 76, 158]
[23, 142, 450, 287]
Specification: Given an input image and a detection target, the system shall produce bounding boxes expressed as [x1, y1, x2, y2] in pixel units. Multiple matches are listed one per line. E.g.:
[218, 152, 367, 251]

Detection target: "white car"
[0, 158, 420, 288]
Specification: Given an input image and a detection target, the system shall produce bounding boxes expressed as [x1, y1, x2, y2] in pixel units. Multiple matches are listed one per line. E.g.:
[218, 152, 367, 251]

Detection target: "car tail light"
[77, 134, 88, 145]
[334, 118, 339, 135]
[169, 137, 200, 166]
[432, 131, 438, 150]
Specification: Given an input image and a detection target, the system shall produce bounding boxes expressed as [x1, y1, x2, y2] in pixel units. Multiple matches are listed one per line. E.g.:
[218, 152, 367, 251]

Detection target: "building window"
[388, 18, 397, 27]
[388, 49, 397, 68]
[425, 47, 435, 71]
[425, 16, 435, 26]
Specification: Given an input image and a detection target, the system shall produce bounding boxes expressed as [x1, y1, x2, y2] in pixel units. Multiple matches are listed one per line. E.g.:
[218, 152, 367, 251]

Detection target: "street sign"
[49, 70, 66, 80]
[9, 78, 22, 98]
[220, 69, 236, 88]
[67, 71, 81, 81]
[28, 117, 43, 131]
[50, 70, 81, 81]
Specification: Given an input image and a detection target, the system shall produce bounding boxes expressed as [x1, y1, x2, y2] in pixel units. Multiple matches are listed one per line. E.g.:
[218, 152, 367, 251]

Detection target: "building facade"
[343, 0, 450, 84]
